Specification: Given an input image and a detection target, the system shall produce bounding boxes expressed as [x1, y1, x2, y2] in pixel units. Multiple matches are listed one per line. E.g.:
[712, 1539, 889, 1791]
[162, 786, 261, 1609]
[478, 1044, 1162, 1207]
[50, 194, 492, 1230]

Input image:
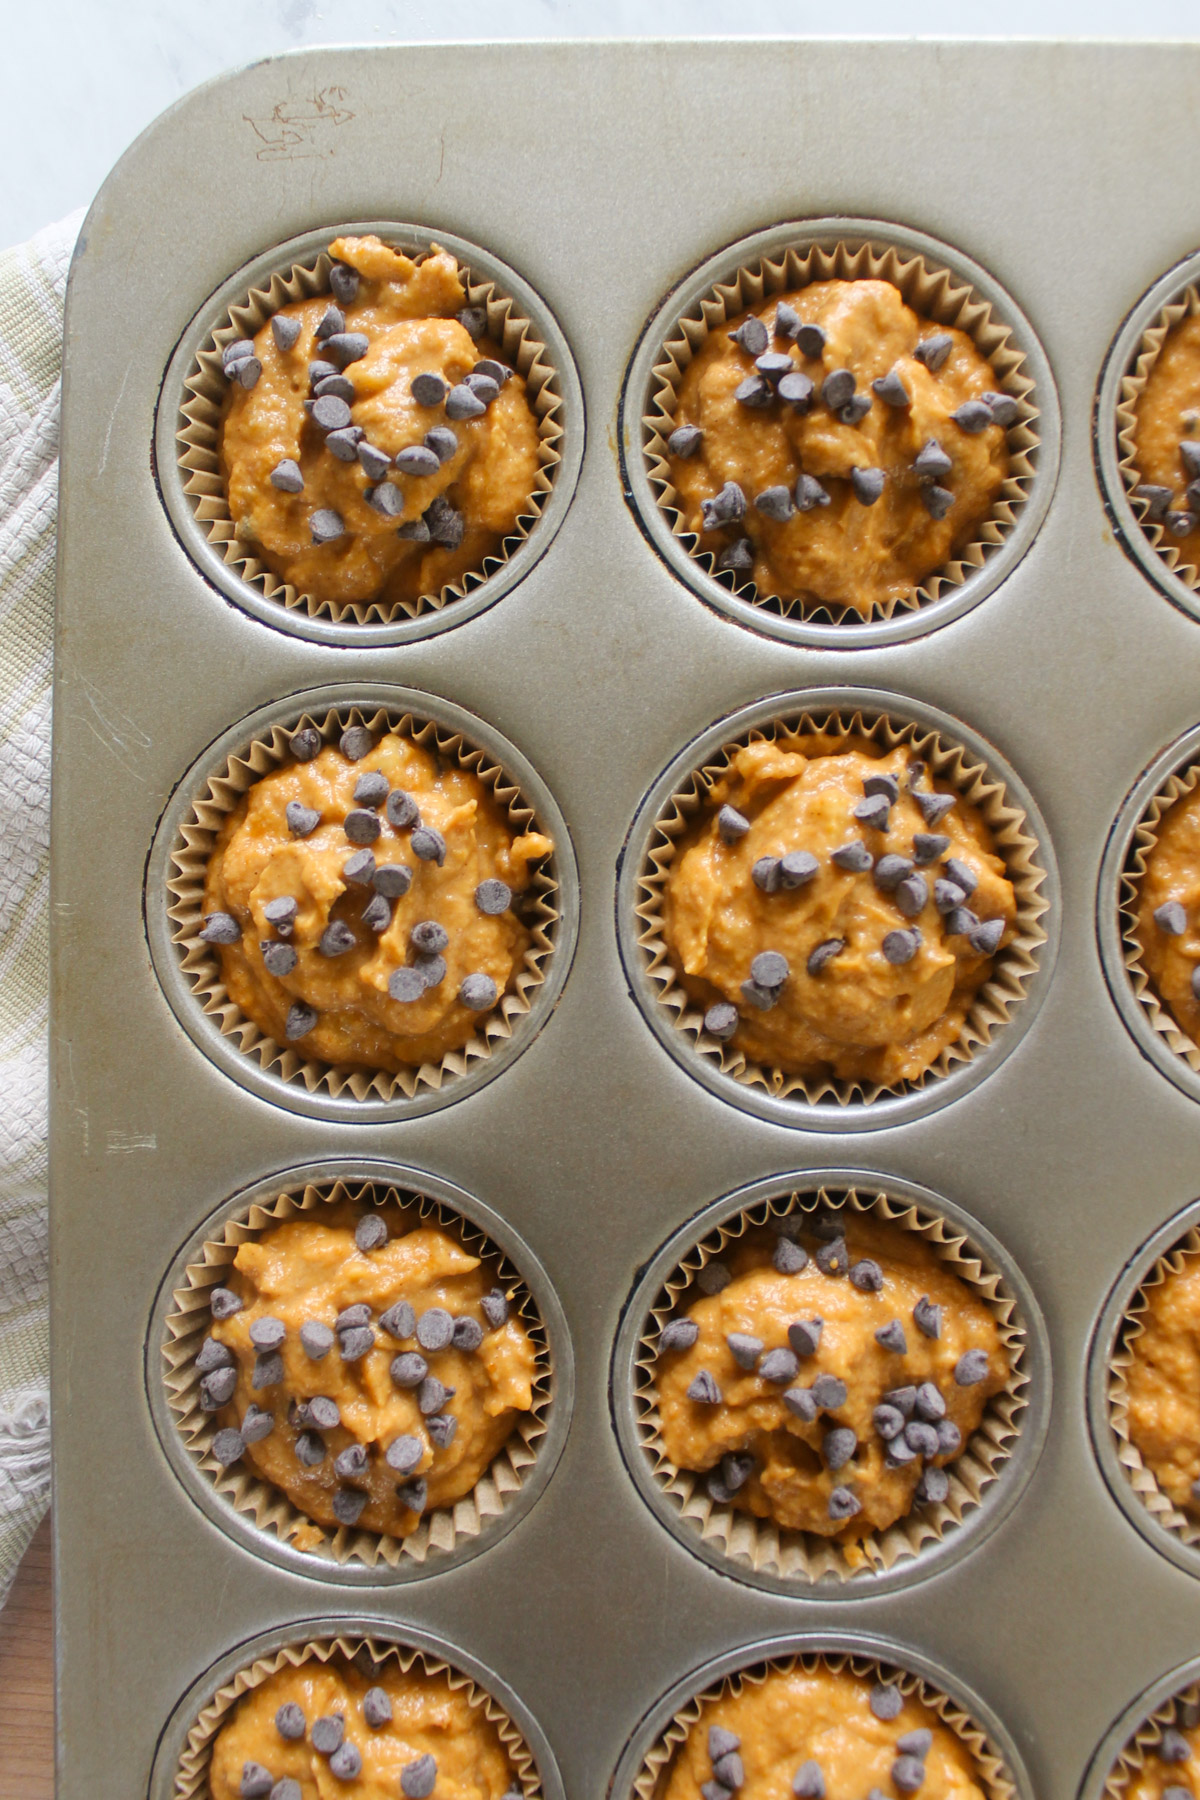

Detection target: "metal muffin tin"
[51, 38, 1200, 1800]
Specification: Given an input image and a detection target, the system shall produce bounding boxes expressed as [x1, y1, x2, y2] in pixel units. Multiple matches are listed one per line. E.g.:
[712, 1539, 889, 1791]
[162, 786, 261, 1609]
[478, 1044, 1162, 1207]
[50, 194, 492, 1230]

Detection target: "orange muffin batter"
[1124, 1716, 1200, 1800]
[663, 734, 1016, 1087]
[219, 233, 541, 610]
[1130, 311, 1200, 567]
[665, 279, 1013, 614]
[197, 1201, 538, 1544]
[1124, 1241, 1200, 1518]
[208, 1654, 519, 1799]
[1133, 784, 1200, 1047]
[655, 1213, 1007, 1549]
[658, 1663, 990, 1800]
[199, 723, 552, 1071]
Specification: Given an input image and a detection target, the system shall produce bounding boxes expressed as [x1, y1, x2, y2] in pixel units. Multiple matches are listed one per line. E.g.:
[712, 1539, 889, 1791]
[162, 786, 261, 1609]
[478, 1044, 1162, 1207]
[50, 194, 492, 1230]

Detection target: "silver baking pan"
[50, 37, 1200, 1800]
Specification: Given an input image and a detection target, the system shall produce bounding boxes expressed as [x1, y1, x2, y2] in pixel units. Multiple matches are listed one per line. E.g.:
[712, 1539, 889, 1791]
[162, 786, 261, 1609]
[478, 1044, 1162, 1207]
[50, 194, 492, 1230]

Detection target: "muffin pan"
[51, 38, 1200, 1800]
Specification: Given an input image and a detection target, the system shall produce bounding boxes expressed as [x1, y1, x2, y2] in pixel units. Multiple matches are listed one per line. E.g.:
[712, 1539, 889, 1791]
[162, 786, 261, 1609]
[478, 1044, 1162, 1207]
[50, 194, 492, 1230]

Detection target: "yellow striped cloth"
[0, 210, 83, 1607]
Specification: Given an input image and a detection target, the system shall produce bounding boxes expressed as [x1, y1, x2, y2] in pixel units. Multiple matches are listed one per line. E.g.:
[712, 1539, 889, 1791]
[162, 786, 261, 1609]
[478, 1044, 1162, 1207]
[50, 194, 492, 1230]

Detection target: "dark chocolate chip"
[460, 972, 499, 1010]
[915, 789, 955, 826]
[707, 1451, 755, 1504]
[252, 1350, 284, 1388]
[211, 1427, 245, 1467]
[314, 372, 356, 404]
[967, 918, 1005, 955]
[698, 1261, 732, 1295]
[271, 313, 302, 352]
[873, 369, 911, 407]
[457, 305, 487, 339]
[367, 481, 405, 519]
[784, 1385, 818, 1421]
[329, 1741, 363, 1780]
[828, 1485, 862, 1520]
[343, 849, 377, 888]
[411, 371, 448, 407]
[913, 333, 952, 372]
[823, 1426, 857, 1470]
[1133, 483, 1173, 521]
[700, 481, 746, 529]
[210, 1287, 242, 1320]
[793, 1764, 825, 1800]
[326, 427, 365, 462]
[374, 864, 413, 899]
[315, 304, 345, 342]
[780, 851, 819, 888]
[914, 1296, 943, 1340]
[329, 1486, 366, 1527]
[756, 352, 795, 383]
[426, 1412, 458, 1449]
[687, 1370, 722, 1404]
[755, 484, 795, 521]
[424, 494, 465, 547]
[875, 1319, 908, 1353]
[416, 1307, 454, 1352]
[717, 805, 750, 844]
[934, 879, 966, 915]
[795, 322, 827, 359]
[411, 919, 449, 954]
[717, 539, 754, 576]
[395, 444, 442, 477]
[849, 1258, 884, 1293]
[870, 1682, 903, 1720]
[386, 1433, 424, 1475]
[319, 919, 356, 957]
[811, 1373, 848, 1411]
[774, 302, 802, 341]
[294, 1429, 325, 1467]
[839, 394, 873, 426]
[1156, 901, 1188, 936]
[727, 1332, 765, 1370]
[452, 1315, 484, 1352]
[787, 1318, 823, 1358]
[873, 1402, 906, 1440]
[354, 1214, 388, 1252]
[921, 483, 954, 520]
[658, 1319, 700, 1355]
[240, 1763, 275, 1798]
[1161, 1731, 1192, 1763]
[269, 457, 305, 493]
[324, 331, 368, 368]
[249, 1316, 286, 1350]
[481, 1289, 509, 1330]
[915, 1466, 950, 1505]
[338, 1326, 375, 1362]
[1168, 510, 1197, 537]
[333, 1444, 368, 1481]
[905, 1420, 940, 1459]
[464, 371, 500, 404]
[851, 465, 885, 503]
[952, 400, 992, 434]
[306, 1396, 340, 1429]
[418, 1376, 449, 1416]
[874, 853, 913, 891]
[200, 911, 241, 945]
[397, 518, 432, 541]
[807, 937, 844, 976]
[289, 729, 321, 762]
[285, 1000, 318, 1040]
[914, 1381, 946, 1421]
[445, 382, 486, 421]
[913, 438, 953, 482]
[895, 872, 928, 919]
[750, 950, 789, 989]
[729, 317, 769, 356]
[886, 1385, 918, 1416]
[473, 878, 513, 916]
[892, 1757, 926, 1793]
[667, 424, 703, 457]
[260, 939, 297, 977]
[300, 1321, 334, 1359]
[413, 952, 447, 990]
[388, 967, 426, 1004]
[380, 1301, 416, 1341]
[832, 838, 873, 872]
[853, 793, 891, 832]
[954, 1348, 990, 1386]
[777, 370, 815, 411]
[286, 801, 321, 839]
[752, 855, 782, 893]
[821, 369, 856, 411]
[401, 1754, 438, 1799]
[390, 1352, 428, 1390]
[276, 1700, 306, 1740]
[713, 1751, 745, 1790]
[794, 472, 830, 510]
[362, 1687, 392, 1729]
[309, 508, 346, 546]
[913, 832, 951, 865]
[814, 1237, 848, 1279]
[411, 826, 446, 865]
[984, 391, 1020, 428]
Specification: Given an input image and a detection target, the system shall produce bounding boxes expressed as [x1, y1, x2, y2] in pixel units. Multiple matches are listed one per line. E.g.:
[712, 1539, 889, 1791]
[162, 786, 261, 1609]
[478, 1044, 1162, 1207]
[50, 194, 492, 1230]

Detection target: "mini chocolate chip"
[794, 321, 826, 358]
[328, 261, 359, 306]
[713, 1751, 745, 1790]
[707, 1451, 755, 1504]
[395, 1476, 428, 1513]
[875, 1319, 908, 1353]
[755, 483, 796, 521]
[794, 471, 830, 510]
[806, 937, 844, 976]
[355, 1214, 388, 1252]
[914, 332, 953, 372]
[367, 481, 405, 519]
[1156, 901, 1188, 935]
[395, 444, 442, 477]
[1161, 1731, 1191, 1763]
[913, 439, 954, 484]
[821, 369, 856, 410]
[481, 1289, 509, 1330]
[715, 808, 749, 848]
[457, 304, 488, 339]
[1134, 484, 1173, 521]
[331, 1486, 367, 1527]
[286, 801, 321, 837]
[853, 793, 891, 832]
[778, 370, 815, 410]
[419, 428, 456, 470]
[333, 1444, 369, 1480]
[780, 851, 819, 888]
[336, 1304, 369, 1330]
[325, 331, 368, 367]
[289, 730, 322, 768]
[294, 1430, 325, 1467]
[756, 352, 794, 383]
[921, 483, 954, 520]
[474, 357, 511, 386]
[330, 1741, 363, 1780]
[380, 1301, 416, 1341]
[342, 850, 378, 891]
[698, 1261, 732, 1295]
[269, 457, 304, 493]
[240, 1763, 275, 1798]
[276, 1700, 306, 1740]
[851, 465, 885, 503]
[934, 879, 966, 915]
[716, 537, 753, 578]
[700, 481, 747, 529]
[873, 369, 911, 408]
[870, 1682, 903, 1720]
[416, 1307, 454, 1352]
[401, 1754, 438, 1799]
[338, 1325, 375, 1362]
[832, 838, 873, 872]
[374, 864, 413, 900]
[413, 952, 447, 989]
[452, 1316, 484, 1352]
[472, 877, 513, 918]
[200, 911, 241, 945]
[828, 1485, 862, 1520]
[200, 1367, 237, 1411]
[727, 1332, 765, 1370]
[823, 1426, 857, 1470]
[249, 1316, 286, 1350]
[814, 1237, 848, 1279]
[252, 1349, 285, 1388]
[325, 427, 365, 462]
[749, 951, 788, 991]
[306, 1396, 340, 1430]
[210, 1287, 242, 1320]
[915, 789, 956, 826]
[398, 518, 432, 541]
[300, 1321, 334, 1359]
[874, 1402, 906, 1440]
[460, 972, 499, 1010]
[839, 394, 873, 426]
[769, 1234, 806, 1275]
[952, 400, 992, 434]
[386, 1434, 424, 1474]
[773, 302, 802, 341]
[362, 1687, 392, 1729]
[752, 855, 782, 893]
[915, 1466, 950, 1505]
[788, 1318, 823, 1358]
[886, 1385, 918, 1416]
[271, 312, 302, 352]
[905, 1420, 940, 1459]
[946, 905, 981, 938]
[984, 391, 1020, 427]
[850, 1258, 884, 1293]
[893, 1757, 926, 1793]
[231, 356, 262, 389]
[882, 928, 921, 965]
[389, 968, 426, 1004]
[895, 873, 928, 918]
[955, 1348, 990, 1385]
[914, 1381, 946, 1421]
[464, 371, 500, 404]
[314, 372, 356, 404]
[319, 920, 357, 957]
[315, 304, 345, 341]
[411, 370, 448, 406]
[913, 832, 951, 865]
[658, 1319, 699, 1354]
[730, 316, 769, 356]
[968, 918, 1005, 955]
[411, 826, 446, 865]
[687, 1370, 722, 1404]
[425, 494, 465, 547]
[445, 382, 486, 421]
[667, 424, 703, 457]
[1168, 510, 1197, 536]
[311, 392, 352, 433]
[411, 919, 449, 954]
[783, 1385, 818, 1421]
[390, 1352, 428, 1389]
[260, 940, 298, 977]
[793, 1764, 825, 1800]
[1165, 1787, 1194, 1800]
[811, 1373, 848, 1411]
[308, 358, 339, 386]
[914, 1296, 943, 1339]
[211, 1427, 245, 1467]
[899, 1730, 933, 1760]
[427, 1413, 458, 1448]
[419, 1379, 447, 1416]
[359, 894, 390, 935]
[873, 853, 913, 891]
[284, 1000, 318, 1040]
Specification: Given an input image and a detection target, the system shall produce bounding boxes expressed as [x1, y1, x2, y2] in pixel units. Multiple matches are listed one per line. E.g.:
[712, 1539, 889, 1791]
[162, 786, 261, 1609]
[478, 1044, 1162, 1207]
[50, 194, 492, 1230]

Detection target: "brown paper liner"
[165, 703, 559, 1102]
[172, 1633, 540, 1800]
[1103, 1676, 1200, 1800]
[175, 237, 564, 625]
[1106, 1224, 1200, 1551]
[633, 1184, 1028, 1584]
[632, 1648, 1016, 1800]
[636, 706, 1049, 1108]
[643, 239, 1040, 626]
[162, 1177, 553, 1570]
[1115, 281, 1200, 591]
[1118, 756, 1200, 1071]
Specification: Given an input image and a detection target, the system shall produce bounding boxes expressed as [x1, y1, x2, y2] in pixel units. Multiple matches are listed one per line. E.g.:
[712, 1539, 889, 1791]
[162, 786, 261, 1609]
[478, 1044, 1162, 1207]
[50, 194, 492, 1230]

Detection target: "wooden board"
[0, 1514, 53, 1798]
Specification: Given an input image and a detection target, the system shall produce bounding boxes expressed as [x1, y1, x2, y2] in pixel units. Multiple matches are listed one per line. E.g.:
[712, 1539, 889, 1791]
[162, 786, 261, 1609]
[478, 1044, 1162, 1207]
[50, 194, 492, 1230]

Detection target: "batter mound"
[199, 723, 553, 1071]
[196, 1201, 539, 1543]
[662, 734, 1016, 1088]
[655, 1212, 1007, 1547]
[207, 1654, 519, 1799]
[219, 233, 541, 610]
[658, 1663, 990, 1800]
[664, 278, 1014, 615]
[1129, 310, 1200, 567]
[1132, 783, 1200, 1048]
[1123, 1241, 1200, 1519]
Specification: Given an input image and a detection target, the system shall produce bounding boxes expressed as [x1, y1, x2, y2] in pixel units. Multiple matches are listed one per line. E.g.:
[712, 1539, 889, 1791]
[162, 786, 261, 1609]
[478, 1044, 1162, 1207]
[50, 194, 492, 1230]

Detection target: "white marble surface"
[2, 0, 1196, 249]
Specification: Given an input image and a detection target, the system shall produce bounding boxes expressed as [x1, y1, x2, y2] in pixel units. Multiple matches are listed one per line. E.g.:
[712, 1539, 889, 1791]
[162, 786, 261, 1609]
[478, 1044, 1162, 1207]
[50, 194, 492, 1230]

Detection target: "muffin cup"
[160, 1173, 555, 1573]
[171, 1631, 540, 1800]
[1115, 752, 1200, 1073]
[1101, 1674, 1200, 1800]
[160, 694, 564, 1110]
[629, 1181, 1031, 1588]
[630, 1645, 1017, 1800]
[1106, 1222, 1200, 1554]
[1114, 277, 1200, 593]
[631, 696, 1051, 1114]
[173, 229, 564, 627]
[640, 231, 1041, 629]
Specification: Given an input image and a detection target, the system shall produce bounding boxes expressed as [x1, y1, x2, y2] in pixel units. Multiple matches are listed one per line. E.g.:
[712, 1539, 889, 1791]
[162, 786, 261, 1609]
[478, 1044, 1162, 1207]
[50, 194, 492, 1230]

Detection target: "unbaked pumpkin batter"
[662, 735, 1016, 1087]
[1124, 1241, 1200, 1518]
[207, 1654, 518, 1799]
[657, 1663, 990, 1800]
[200, 726, 552, 1071]
[199, 1202, 538, 1543]
[1133, 784, 1200, 1048]
[655, 1214, 1007, 1548]
[1129, 310, 1200, 568]
[219, 233, 541, 610]
[665, 279, 1013, 614]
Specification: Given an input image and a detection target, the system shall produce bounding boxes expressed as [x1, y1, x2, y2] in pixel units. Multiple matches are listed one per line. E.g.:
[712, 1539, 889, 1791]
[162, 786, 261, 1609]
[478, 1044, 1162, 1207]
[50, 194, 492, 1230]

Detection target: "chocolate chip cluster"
[1134, 434, 1200, 539]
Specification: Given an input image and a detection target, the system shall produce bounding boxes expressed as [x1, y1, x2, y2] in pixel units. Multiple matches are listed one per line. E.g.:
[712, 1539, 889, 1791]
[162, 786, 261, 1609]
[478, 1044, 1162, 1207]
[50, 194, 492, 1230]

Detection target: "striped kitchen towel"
[0, 209, 83, 1608]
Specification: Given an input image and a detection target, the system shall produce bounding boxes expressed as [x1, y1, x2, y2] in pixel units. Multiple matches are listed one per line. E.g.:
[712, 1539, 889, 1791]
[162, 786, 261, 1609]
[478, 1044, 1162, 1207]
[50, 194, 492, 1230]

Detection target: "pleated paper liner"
[165, 702, 559, 1103]
[1104, 1674, 1200, 1800]
[1106, 1222, 1200, 1554]
[161, 1175, 554, 1572]
[1118, 753, 1200, 1074]
[1114, 279, 1200, 594]
[172, 1633, 540, 1800]
[635, 704, 1050, 1109]
[631, 1648, 1016, 1800]
[632, 1183, 1028, 1585]
[175, 234, 563, 625]
[642, 237, 1040, 627]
